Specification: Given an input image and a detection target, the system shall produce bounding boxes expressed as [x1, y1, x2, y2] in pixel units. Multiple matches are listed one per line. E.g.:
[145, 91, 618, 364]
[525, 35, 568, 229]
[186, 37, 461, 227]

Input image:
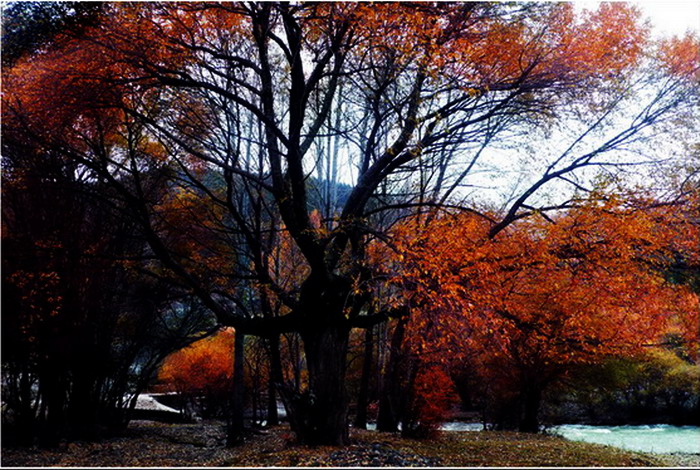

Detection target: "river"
[365, 422, 700, 454]
[549, 424, 700, 454]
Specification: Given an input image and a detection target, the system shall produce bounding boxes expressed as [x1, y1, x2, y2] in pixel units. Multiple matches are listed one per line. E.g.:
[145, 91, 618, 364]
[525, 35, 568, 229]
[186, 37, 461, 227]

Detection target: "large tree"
[3, 2, 697, 444]
[378, 193, 699, 432]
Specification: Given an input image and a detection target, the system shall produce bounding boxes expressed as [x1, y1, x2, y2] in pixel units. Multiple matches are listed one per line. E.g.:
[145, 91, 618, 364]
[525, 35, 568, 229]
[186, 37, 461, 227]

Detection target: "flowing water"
[366, 421, 699, 454]
[550, 424, 700, 454]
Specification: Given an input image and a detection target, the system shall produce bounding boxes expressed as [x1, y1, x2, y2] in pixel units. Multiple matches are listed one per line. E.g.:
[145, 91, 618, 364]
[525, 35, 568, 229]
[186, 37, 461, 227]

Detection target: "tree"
[551, 349, 700, 426]
[1, 10, 218, 440]
[0, 136, 216, 445]
[3, 2, 697, 444]
[1, 1, 103, 67]
[380, 193, 699, 432]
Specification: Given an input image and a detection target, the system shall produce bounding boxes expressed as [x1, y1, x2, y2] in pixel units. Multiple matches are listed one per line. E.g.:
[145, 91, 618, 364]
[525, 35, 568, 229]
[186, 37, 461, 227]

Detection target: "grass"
[222, 426, 666, 467]
[369, 430, 660, 467]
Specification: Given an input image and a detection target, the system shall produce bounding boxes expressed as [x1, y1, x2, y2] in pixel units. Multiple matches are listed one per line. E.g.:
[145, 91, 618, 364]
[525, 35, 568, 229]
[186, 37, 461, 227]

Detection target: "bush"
[545, 350, 700, 425]
[402, 365, 459, 438]
[158, 328, 235, 419]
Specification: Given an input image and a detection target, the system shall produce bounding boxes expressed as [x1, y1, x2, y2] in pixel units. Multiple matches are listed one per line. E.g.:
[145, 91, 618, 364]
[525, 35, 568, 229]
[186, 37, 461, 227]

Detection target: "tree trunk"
[519, 384, 542, 433]
[227, 330, 246, 446]
[400, 361, 423, 438]
[282, 321, 350, 446]
[266, 334, 283, 426]
[13, 365, 37, 446]
[273, 272, 355, 446]
[353, 326, 374, 429]
[305, 323, 350, 445]
[377, 317, 407, 432]
[39, 369, 65, 447]
[67, 374, 99, 440]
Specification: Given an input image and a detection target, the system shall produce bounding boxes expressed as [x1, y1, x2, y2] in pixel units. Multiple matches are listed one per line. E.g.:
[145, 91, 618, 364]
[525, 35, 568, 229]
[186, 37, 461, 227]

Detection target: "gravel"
[653, 453, 700, 468]
[328, 442, 442, 467]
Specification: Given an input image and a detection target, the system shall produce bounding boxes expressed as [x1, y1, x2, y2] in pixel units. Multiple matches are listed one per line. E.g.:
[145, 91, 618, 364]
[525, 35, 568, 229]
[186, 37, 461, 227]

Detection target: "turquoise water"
[550, 424, 700, 454]
[367, 422, 700, 454]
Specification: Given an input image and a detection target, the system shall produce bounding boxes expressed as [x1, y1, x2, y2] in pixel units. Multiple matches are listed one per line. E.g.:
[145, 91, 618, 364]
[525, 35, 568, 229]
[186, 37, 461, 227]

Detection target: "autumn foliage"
[374, 193, 699, 430]
[0, 2, 669, 159]
[402, 364, 459, 438]
[159, 329, 234, 417]
[658, 32, 700, 78]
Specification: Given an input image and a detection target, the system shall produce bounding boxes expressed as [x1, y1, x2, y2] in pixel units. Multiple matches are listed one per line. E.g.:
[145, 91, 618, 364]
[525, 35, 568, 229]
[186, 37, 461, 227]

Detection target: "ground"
[2, 420, 698, 467]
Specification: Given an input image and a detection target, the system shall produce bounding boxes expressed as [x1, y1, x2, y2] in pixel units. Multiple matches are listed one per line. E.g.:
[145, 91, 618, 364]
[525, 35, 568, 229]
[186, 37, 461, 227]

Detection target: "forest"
[1, 1, 699, 466]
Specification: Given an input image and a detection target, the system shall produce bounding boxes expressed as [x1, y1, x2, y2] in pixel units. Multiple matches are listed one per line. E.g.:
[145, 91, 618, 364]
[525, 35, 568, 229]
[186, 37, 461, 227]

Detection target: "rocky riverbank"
[653, 453, 700, 467]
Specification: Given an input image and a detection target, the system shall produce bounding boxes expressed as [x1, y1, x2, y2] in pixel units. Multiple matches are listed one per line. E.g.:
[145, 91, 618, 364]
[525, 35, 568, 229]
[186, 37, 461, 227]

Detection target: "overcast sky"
[637, 1, 700, 36]
[575, 1, 700, 37]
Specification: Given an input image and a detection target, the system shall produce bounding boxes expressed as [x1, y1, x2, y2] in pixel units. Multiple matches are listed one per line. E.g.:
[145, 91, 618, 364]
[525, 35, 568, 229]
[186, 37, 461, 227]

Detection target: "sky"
[575, 1, 700, 37]
[634, 1, 700, 36]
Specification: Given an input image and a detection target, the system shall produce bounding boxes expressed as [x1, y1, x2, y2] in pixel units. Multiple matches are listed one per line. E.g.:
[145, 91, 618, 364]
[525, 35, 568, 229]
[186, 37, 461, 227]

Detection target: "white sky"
[635, 1, 699, 36]
[575, 1, 700, 37]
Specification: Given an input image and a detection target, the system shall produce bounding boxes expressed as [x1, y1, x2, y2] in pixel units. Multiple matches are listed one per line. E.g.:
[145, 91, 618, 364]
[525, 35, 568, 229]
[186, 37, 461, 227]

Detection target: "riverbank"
[3, 420, 696, 467]
[654, 454, 700, 467]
